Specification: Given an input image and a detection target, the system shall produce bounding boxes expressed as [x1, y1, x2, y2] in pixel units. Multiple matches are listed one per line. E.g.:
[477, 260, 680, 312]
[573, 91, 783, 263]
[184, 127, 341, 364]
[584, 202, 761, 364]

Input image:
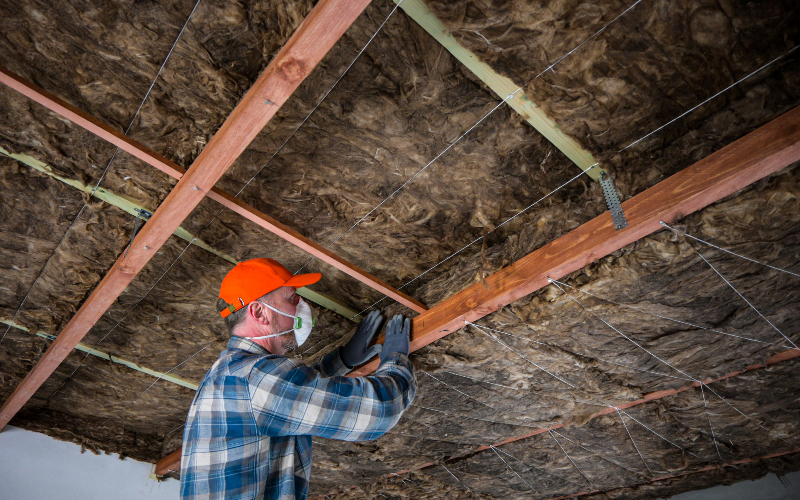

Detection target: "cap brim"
[284, 272, 322, 289]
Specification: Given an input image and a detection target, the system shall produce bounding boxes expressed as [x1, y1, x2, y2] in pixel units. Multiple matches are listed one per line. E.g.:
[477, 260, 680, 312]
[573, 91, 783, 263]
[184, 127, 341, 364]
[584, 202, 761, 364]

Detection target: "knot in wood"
[278, 57, 307, 83]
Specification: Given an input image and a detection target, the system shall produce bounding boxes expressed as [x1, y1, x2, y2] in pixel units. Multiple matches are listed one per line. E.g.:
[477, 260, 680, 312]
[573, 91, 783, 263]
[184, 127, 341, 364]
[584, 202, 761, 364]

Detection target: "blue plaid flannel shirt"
[180, 336, 416, 500]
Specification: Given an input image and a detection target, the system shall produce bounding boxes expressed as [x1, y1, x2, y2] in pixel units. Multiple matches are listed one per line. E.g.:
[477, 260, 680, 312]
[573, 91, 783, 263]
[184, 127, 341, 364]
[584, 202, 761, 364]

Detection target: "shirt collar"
[227, 335, 272, 355]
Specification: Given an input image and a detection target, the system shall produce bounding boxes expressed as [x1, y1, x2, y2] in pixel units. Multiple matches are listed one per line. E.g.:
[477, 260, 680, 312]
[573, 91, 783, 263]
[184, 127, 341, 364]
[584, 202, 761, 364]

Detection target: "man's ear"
[249, 302, 270, 326]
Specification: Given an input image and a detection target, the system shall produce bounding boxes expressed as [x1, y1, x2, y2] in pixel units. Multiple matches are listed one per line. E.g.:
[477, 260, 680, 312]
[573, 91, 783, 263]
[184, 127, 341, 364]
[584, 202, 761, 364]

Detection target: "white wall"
[2, 424, 799, 499]
[667, 470, 800, 500]
[0, 425, 179, 500]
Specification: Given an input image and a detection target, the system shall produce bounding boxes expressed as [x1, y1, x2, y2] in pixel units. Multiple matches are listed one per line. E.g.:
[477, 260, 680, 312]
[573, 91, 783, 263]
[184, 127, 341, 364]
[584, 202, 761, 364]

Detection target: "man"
[180, 258, 416, 500]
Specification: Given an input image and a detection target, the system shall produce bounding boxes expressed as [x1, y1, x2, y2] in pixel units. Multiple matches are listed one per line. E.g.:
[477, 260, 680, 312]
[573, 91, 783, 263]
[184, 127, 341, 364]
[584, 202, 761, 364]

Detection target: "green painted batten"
[0, 319, 199, 391]
[393, 0, 603, 180]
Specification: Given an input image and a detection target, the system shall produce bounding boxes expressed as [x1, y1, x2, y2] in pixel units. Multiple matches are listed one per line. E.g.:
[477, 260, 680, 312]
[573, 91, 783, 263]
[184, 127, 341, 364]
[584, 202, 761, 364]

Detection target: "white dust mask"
[249, 298, 314, 346]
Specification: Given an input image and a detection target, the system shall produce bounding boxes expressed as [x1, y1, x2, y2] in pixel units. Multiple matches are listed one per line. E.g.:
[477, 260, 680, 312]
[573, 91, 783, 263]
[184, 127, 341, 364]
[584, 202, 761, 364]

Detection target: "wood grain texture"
[155, 449, 182, 476]
[349, 105, 800, 377]
[0, 0, 377, 430]
[0, 54, 427, 313]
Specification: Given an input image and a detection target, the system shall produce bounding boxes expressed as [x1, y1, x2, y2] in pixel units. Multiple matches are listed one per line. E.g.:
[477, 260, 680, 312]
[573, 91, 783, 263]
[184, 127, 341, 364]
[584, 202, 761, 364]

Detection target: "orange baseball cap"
[219, 258, 321, 318]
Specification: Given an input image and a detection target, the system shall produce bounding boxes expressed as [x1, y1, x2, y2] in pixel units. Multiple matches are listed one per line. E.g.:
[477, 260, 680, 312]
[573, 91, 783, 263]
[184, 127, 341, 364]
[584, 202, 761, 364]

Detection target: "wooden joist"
[156, 106, 800, 472]
[0, 0, 377, 431]
[0, 67, 426, 314]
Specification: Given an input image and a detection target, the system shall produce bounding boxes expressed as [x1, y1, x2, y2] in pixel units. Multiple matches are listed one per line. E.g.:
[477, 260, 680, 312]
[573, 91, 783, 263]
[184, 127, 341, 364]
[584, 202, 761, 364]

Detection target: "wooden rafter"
[0, 66, 427, 314]
[0, 0, 377, 431]
[155, 106, 800, 472]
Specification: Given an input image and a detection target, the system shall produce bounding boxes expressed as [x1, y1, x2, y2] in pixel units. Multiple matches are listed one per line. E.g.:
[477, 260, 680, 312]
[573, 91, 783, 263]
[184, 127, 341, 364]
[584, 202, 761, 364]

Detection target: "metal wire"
[234, 0, 408, 199]
[441, 464, 473, 493]
[700, 383, 724, 462]
[422, 371, 496, 410]
[550, 278, 792, 349]
[659, 223, 799, 350]
[547, 279, 799, 465]
[438, 370, 607, 408]
[493, 446, 587, 489]
[100, 339, 217, 427]
[472, 322, 693, 382]
[348, 164, 599, 319]
[46, 238, 197, 403]
[490, 445, 540, 494]
[677, 230, 800, 278]
[549, 429, 596, 488]
[620, 45, 799, 151]
[550, 280, 698, 382]
[615, 408, 655, 477]
[551, 429, 650, 481]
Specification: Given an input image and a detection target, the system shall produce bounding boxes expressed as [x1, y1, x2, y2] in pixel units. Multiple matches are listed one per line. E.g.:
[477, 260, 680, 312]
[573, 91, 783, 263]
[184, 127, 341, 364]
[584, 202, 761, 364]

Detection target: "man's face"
[269, 286, 300, 351]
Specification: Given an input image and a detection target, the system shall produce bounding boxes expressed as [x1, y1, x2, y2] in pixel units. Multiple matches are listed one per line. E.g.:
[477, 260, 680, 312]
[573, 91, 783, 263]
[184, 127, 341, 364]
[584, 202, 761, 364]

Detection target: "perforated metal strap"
[600, 173, 627, 230]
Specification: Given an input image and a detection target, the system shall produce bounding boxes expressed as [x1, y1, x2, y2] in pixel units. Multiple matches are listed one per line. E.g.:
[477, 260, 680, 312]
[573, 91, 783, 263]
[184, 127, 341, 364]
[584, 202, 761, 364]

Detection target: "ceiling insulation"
[1, 0, 799, 498]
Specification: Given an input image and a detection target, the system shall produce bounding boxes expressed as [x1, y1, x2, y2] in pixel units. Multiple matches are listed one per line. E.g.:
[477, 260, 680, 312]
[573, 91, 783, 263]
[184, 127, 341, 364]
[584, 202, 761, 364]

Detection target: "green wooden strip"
[394, 0, 603, 180]
[0, 319, 199, 390]
[0, 148, 361, 321]
[297, 287, 363, 322]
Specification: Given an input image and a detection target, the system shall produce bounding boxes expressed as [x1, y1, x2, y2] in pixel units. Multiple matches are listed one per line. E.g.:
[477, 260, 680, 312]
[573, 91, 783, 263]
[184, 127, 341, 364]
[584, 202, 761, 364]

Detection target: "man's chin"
[281, 337, 298, 352]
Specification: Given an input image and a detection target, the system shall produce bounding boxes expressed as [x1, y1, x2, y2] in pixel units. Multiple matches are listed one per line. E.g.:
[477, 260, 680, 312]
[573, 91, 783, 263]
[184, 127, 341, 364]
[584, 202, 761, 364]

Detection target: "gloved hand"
[340, 310, 384, 368]
[379, 314, 410, 364]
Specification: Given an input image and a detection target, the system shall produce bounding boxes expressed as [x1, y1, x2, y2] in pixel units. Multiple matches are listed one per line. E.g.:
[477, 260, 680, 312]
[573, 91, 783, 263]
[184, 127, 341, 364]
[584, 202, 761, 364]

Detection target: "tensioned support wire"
[351, 164, 599, 318]
[433, 209, 800, 476]
[547, 277, 800, 455]
[188, 0, 409, 248]
[88, 0, 637, 397]
[620, 45, 800, 152]
[465, 320, 683, 477]
[397, 314, 706, 483]
[661, 221, 799, 350]
[84, 1, 410, 382]
[46, 239, 201, 404]
[0, 0, 204, 345]
[328, 18, 799, 499]
[459, 247, 799, 482]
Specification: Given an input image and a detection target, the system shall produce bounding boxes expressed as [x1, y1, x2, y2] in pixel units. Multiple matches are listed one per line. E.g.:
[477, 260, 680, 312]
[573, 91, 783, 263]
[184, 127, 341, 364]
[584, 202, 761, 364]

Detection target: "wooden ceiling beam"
[156, 106, 800, 474]
[0, 66, 427, 315]
[0, 0, 378, 431]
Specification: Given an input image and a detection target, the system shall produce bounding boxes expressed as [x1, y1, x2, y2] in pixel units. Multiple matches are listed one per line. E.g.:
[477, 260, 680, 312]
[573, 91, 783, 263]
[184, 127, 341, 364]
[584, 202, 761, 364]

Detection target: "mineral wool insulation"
[1, 0, 800, 498]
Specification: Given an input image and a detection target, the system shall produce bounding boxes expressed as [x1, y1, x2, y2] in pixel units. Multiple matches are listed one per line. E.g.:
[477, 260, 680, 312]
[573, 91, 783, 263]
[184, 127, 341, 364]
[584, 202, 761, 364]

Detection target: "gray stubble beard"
[281, 332, 298, 352]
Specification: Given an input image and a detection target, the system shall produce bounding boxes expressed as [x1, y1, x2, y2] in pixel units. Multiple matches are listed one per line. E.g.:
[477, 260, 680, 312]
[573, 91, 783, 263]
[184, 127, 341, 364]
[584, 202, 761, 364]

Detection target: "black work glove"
[340, 310, 384, 368]
[379, 314, 410, 364]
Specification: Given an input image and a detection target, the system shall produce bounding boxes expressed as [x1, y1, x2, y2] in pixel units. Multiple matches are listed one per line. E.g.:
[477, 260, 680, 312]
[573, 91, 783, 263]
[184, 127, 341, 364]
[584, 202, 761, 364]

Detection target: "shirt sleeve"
[247, 352, 416, 441]
[309, 347, 351, 378]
